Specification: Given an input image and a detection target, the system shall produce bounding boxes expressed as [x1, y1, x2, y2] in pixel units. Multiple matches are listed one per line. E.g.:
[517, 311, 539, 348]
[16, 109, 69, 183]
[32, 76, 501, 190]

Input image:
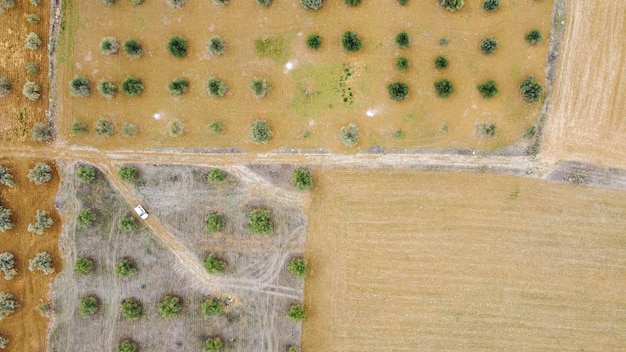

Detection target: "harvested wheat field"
[0, 0, 50, 144]
[541, 1, 626, 168]
[56, 0, 551, 152]
[303, 169, 626, 351]
[0, 158, 61, 351]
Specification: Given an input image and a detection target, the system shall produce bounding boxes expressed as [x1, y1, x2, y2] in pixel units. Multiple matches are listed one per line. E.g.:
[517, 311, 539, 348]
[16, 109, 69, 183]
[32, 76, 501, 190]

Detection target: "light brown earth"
[0, 0, 50, 143]
[56, 0, 552, 152]
[303, 169, 626, 351]
[541, 1, 626, 168]
[0, 158, 60, 352]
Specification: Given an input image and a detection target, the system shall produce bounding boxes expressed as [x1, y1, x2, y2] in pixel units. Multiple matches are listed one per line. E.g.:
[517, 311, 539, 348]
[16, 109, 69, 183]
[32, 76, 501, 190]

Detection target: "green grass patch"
[254, 34, 292, 64]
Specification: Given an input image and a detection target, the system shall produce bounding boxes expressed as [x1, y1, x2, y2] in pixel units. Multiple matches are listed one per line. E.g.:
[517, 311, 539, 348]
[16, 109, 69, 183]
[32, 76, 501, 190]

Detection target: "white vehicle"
[134, 205, 149, 220]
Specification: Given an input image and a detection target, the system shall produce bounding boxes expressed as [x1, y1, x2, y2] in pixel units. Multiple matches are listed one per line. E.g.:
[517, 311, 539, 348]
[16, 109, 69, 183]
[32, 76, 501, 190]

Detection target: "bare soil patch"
[0, 158, 61, 352]
[303, 168, 626, 351]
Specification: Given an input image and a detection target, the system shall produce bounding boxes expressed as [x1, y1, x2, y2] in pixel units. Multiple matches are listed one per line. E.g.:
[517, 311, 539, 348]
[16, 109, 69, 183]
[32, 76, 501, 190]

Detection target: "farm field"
[541, 1, 626, 169]
[0, 158, 61, 351]
[0, 0, 51, 144]
[303, 168, 626, 351]
[56, 0, 552, 152]
[50, 162, 307, 351]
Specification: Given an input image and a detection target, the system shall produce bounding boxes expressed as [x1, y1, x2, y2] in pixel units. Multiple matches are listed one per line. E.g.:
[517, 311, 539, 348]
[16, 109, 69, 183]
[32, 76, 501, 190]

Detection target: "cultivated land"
[56, 0, 552, 152]
[303, 169, 626, 351]
[541, 1, 626, 169]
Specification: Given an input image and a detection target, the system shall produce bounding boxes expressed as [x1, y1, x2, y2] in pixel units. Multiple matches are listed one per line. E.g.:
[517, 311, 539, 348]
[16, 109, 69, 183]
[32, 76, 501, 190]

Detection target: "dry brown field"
[541, 1, 626, 168]
[0, 158, 61, 351]
[0, 0, 50, 143]
[303, 169, 626, 351]
[57, 0, 551, 152]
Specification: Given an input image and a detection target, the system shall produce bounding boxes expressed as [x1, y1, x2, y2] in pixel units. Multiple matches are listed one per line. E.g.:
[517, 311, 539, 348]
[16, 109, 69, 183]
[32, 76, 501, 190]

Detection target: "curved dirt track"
[541, 1, 626, 168]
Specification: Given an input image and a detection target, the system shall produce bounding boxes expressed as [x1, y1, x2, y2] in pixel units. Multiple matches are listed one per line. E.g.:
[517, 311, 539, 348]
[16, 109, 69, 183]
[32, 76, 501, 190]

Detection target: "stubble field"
[303, 168, 626, 351]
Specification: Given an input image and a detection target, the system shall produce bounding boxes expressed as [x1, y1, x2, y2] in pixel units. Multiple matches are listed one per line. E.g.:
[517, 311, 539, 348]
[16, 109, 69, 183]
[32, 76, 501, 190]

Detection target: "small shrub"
[203, 337, 223, 352]
[344, 0, 361, 6]
[483, 0, 499, 11]
[24, 13, 41, 24]
[165, 0, 185, 8]
[118, 215, 139, 232]
[28, 252, 54, 275]
[169, 119, 185, 137]
[115, 259, 138, 277]
[208, 121, 224, 134]
[100, 37, 119, 55]
[520, 75, 544, 102]
[249, 208, 272, 235]
[204, 214, 224, 233]
[76, 208, 96, 227]
[477, 79, 498, 98]
[157, 295, 182, 318]
[0, 77, 10, 98]
[287, 347, 299, 352]
[207, 36, 225, 56]
[0, 252, 17, 280]
[287, 305, 307, 322]
[207, 77, 228, 97]
[29, 0, 41, 5]
[395, 31, 410, 48]
[250, 77, 270, 98]
[97, 80, 117, 98]
[22, 81, 41, 100]
[394, 56, 409, 72]
[35, 303, 51, 317]
[387, 81, 409, 101]
[28, 162, 52, 184]
[74, 258, 94, 275]
[434, 79, 454, 98]
[0, 334, 8, 349]
[342, 31, 362, 52]
[72, 120, 87, 134]
[525, 29, 543, 45]
[480, 37, 498, 54]
[94, 117, 114, 137]
[121, 77, 143, 96]
[116, 340, 138, 352]
[27, 209, 53, 235]
[212, 0, 228, 5]
[121, 122, 138, 137]
[203, 253, 226, 274]
[25, 62, 39, 74]
[291, 168, 312, 190]
[306, 34, 322, 50]
[477, 123, 497, 137]
[339, 123, 359, 147]
[0, 292, 19, 320]
[120, 298, 142, 320]
[0, 167, 14, 188]
[257, 0, 272, 6]
[167, 77, 189, 96]
[167, 36, 188, 58]
[31, 123, 52, 142]
[287, 258, 307, 279]
[439, 0, 464, 12]
[300, 0, 322, 10]
[523, 125, 537, 139]
[250, 119, 272, 144]
[201, 298, 223, 318]
[0, 207, 13, 233]
[397, 0, 407, 5]
[76, 165, 95, 183]
[78, 296, 99, 317]
[25, 32, 42, 50]
[102, 0, 115, 5]
[434, 55, 449, 70]
[207, 168, 226, 183]
[70, 77, 91, 97]
[117, 165, 136, 182]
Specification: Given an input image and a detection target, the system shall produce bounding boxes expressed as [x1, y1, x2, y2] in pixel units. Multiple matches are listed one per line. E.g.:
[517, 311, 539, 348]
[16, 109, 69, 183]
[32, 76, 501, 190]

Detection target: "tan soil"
[56, 0, 551, 152]
[0, 158, 61, 352]
[541, 1, 626, 168]
[303, 168, 626, 351]
[0, 0, 50, 144]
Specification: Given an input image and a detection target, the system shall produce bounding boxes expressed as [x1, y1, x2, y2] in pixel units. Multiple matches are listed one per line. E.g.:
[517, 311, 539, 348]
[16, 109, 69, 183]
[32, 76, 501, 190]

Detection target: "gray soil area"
[49, 162, 306, 352]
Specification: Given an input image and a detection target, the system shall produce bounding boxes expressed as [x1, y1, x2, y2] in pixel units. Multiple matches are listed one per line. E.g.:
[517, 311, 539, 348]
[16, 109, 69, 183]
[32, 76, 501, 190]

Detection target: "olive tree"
[0, 77, 11, 98]
[117, 165, 136, 182]
[339, 123, 360, 147]
[250, 119, 272, 144]
[120, 298, 142, 320]
[249, 208, 272, 235]
[257, 0, 272, 6]
[97, 80, 117, 98]
[25, 32, 42, 50]
[394, 56, 409, 72]
[115, 259, 138, 277]
[169, 119, 185, 137]
[28, 252, 54, 275]
[165, 0, 185, 8]
[287, 257, 307, 279]
[27, 210, 53, 235]
[395, 31, 410, 48]
[121, 77, 143, 96]
[520, 75, 544, 103]
[0, 333, 9, 349]
[25, 62, 40, 74]
[78, 296, 99, 317]
[0, 207, 13, 233]
[74, 257, 94, 275]
[483, 0, 499, 11]
[167, 77, 189, 96]
[122, 122, 138, 137]
[0, 166, 14, 188]
[100, 37, 119, 55]
[201, 298, 223, 318]
[167, 36, 188, 58]
[76, 208, 96, 227]
[287, 305, 307, 322]
[0, 253, 17, 280]
[157, 295, 182, 318]
[31, 123, 52, 142]
[70, 77, 91, 97]
[341, 31, 362, 52]
[480, 37, 498, 54]
[203, 253, 226, 274]
[439, 0, 464, 12]
[290, 168, 312, 190]
[72, 120, 87, 134]
[250, 77, 270, 98]
[525, 29, 543, 45]
[207, 36, 225, 56]
[477, 79, 498, 98]
[28, 162, 52, 184]
[300, 0, 322, 10]
[207, 77, 228, 97]
[206, 168, 226, 183]
[22, 81, 41, 100]
[434, 79, 454, 98]
[118, 215, 139, 232]
[434, 55, 449, 70]
[24, 13, 41, 24]
[203, 337, 223, 352]
[116, 340, 138, 352]
[76, 164, 95, 183]
[95, 118, 114, 137]
[387, 81, 409, 101]
[306, 34, 322, 50]
[204, 213, 224, 233]
[0, 293, 19, 320]
[123, 39, 143, 58]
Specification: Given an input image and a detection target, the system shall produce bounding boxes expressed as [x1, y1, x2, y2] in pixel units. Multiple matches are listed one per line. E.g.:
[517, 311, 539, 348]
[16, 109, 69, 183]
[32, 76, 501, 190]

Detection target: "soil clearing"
[56, 0, 551, 152]
[303, 168, 626, 351]
[0, 0, 50, 144]
[0, 158, 61, 352]
[541, 1, 626, 168]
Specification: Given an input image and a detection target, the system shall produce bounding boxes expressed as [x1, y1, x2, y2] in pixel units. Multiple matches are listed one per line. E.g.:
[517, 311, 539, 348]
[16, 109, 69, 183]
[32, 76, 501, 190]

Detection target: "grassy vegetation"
[169, 119, 185, 137]
[25, 13, 40, 24]
[203, 337, 223, 352]
[476, 123, 497, 137]
[31, 123, 52, 142]
[254, 35, 291, 64]
[116, 340, 138, 352]
[25, 62, 40, 74]
[121, 122, 138, 137]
